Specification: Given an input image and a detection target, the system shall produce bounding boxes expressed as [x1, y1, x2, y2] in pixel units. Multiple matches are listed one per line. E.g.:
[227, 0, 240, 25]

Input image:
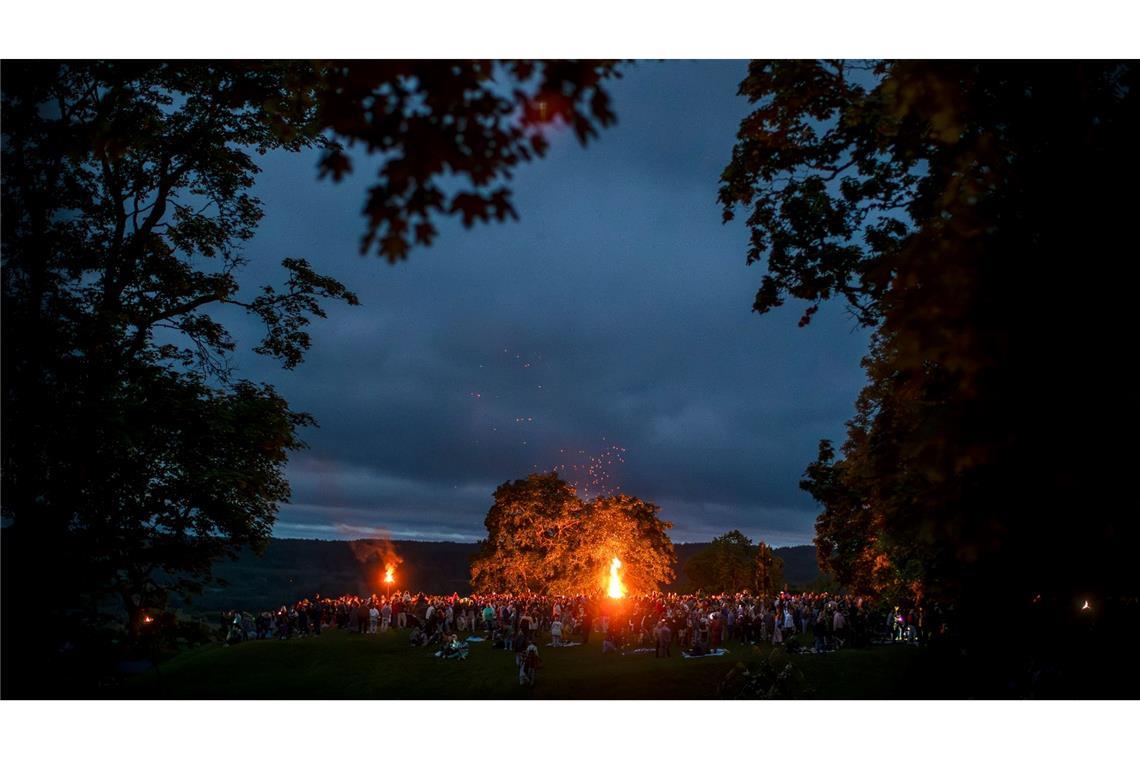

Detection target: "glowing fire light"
[607, 557, 625, 599]
[384, 565, 395, 585]
[143, 616, 154, 624]
[1081, 600, 1091, 611]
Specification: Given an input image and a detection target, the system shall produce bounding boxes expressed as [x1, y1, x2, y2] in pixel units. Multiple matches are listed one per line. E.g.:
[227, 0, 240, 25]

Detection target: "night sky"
[227, 60, 870, 546]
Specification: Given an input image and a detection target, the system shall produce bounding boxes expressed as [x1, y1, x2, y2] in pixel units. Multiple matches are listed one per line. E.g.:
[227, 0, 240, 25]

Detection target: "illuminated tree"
[470, 473, 583, 593]
[470, 474, 675, 594]
[553, 494, 675, 596]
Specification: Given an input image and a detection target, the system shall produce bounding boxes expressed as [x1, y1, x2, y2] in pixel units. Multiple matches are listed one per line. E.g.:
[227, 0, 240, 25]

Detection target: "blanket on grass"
[433, 648, 470, 660]
[680, 648, 729, 659]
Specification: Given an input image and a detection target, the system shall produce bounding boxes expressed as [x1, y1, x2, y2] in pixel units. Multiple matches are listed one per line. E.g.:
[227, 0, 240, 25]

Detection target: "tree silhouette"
[0, 61, 620, 690]
[2, 63, 360, 639]
[753, 541, 785, 598]
[683, 530, 755, 592]
[314, 60, 619, 260]
[721, 61, 1140, 678]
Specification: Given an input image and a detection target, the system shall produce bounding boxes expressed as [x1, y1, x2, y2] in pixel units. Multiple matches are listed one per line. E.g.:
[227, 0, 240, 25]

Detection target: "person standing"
[368, 604, 379, 634]
[655, 620, 672, 658]
[297, 604, 309, 637]
[520, 643, 541, 686]
[710, 614, 722, 651]
[348, 602, 360, 634]
[813, 611, 828, 653]
[483, 602, 495, 636]
[311, 595, 323, 636]
[550, 616, 563, 647]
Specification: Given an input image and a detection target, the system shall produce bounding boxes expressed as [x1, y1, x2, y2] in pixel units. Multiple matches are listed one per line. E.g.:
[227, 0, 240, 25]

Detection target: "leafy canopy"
[683, 530, 754, 593]
[683, 531, 785, 594]
[1, 60, 621, 640]
[471, 473, 676, 595]
[721, 61, 1140, 613]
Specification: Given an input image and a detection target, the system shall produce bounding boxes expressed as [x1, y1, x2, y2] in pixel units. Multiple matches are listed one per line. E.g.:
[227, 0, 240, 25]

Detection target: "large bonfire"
[606, 557, 626, 599]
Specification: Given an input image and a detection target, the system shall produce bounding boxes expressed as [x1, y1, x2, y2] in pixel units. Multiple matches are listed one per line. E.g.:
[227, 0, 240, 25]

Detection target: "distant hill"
[186, 539, 477, 614]
[182, 538, 822, 613]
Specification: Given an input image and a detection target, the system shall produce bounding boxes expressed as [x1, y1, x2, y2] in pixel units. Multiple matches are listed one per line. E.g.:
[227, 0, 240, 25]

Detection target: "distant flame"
[607, 557, 625, 599]
[384, 565, 395, 585]
[1082, 600, 1091, 611]
[143, 615, 154, 624]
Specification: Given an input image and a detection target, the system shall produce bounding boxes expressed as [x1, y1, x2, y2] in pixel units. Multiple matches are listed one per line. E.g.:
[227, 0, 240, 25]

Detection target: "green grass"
[123, 629, 925, 699]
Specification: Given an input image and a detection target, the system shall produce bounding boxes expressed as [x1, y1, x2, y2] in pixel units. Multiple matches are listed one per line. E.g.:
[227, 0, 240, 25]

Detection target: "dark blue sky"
[229, 60, 870, 546]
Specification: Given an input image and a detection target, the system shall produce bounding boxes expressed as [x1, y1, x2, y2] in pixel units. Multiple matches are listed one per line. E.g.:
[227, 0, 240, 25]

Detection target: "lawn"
[123, 628, 926, 699]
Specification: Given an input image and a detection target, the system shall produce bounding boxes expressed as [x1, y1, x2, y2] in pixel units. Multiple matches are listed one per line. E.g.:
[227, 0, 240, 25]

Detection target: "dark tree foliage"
[314, 60, 619, 260]
[0, 60, 620, 692]
[1, 62, 357, 642]
[683, 530, 755, 592]
[683, 531, 785, 594]
[753, 541, 785, 598]
[721, 61, 1140, 682]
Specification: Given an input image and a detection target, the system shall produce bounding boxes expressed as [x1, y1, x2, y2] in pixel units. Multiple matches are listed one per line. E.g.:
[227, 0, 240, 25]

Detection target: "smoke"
[339, 524, 403, 573]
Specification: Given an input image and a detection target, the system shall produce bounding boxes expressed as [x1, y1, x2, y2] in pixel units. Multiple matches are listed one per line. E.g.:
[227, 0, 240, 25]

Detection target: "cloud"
[225, 61, 870, 548]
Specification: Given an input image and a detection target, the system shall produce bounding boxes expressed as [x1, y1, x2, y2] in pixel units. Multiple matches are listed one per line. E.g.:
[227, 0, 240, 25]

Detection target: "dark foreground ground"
[121, 628, 935, 699]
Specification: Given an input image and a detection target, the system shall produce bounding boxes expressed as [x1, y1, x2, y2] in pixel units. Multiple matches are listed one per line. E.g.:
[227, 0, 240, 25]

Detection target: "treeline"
[173, 538, 822, 613]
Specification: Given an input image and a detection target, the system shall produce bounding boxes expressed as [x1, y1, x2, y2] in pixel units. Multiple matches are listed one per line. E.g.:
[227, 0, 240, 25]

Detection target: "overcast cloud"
[226, 61, 870, 546]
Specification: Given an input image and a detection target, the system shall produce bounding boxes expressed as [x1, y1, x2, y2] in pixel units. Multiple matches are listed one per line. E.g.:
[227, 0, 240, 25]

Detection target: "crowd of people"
[221, 589, 948, 673]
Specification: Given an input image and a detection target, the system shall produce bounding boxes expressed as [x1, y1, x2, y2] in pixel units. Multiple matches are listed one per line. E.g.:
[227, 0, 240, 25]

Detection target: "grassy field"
[123, 628, 926, 699]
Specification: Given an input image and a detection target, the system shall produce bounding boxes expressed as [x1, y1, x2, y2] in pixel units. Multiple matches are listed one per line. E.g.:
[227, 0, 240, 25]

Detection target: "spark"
[551, 442, 628, 498]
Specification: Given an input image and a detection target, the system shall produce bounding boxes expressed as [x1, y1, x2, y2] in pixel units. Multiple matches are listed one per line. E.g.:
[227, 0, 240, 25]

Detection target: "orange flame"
[384, 565, 395, 585]
[143, 615, 154, 624]
[607, 557, 625, 599]
[1081, 600, 1091, 611]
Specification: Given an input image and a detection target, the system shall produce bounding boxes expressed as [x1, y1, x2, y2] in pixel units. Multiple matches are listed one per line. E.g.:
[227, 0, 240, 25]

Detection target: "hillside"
[185, 539, 822, 613]
[122, 627, 927, 700]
